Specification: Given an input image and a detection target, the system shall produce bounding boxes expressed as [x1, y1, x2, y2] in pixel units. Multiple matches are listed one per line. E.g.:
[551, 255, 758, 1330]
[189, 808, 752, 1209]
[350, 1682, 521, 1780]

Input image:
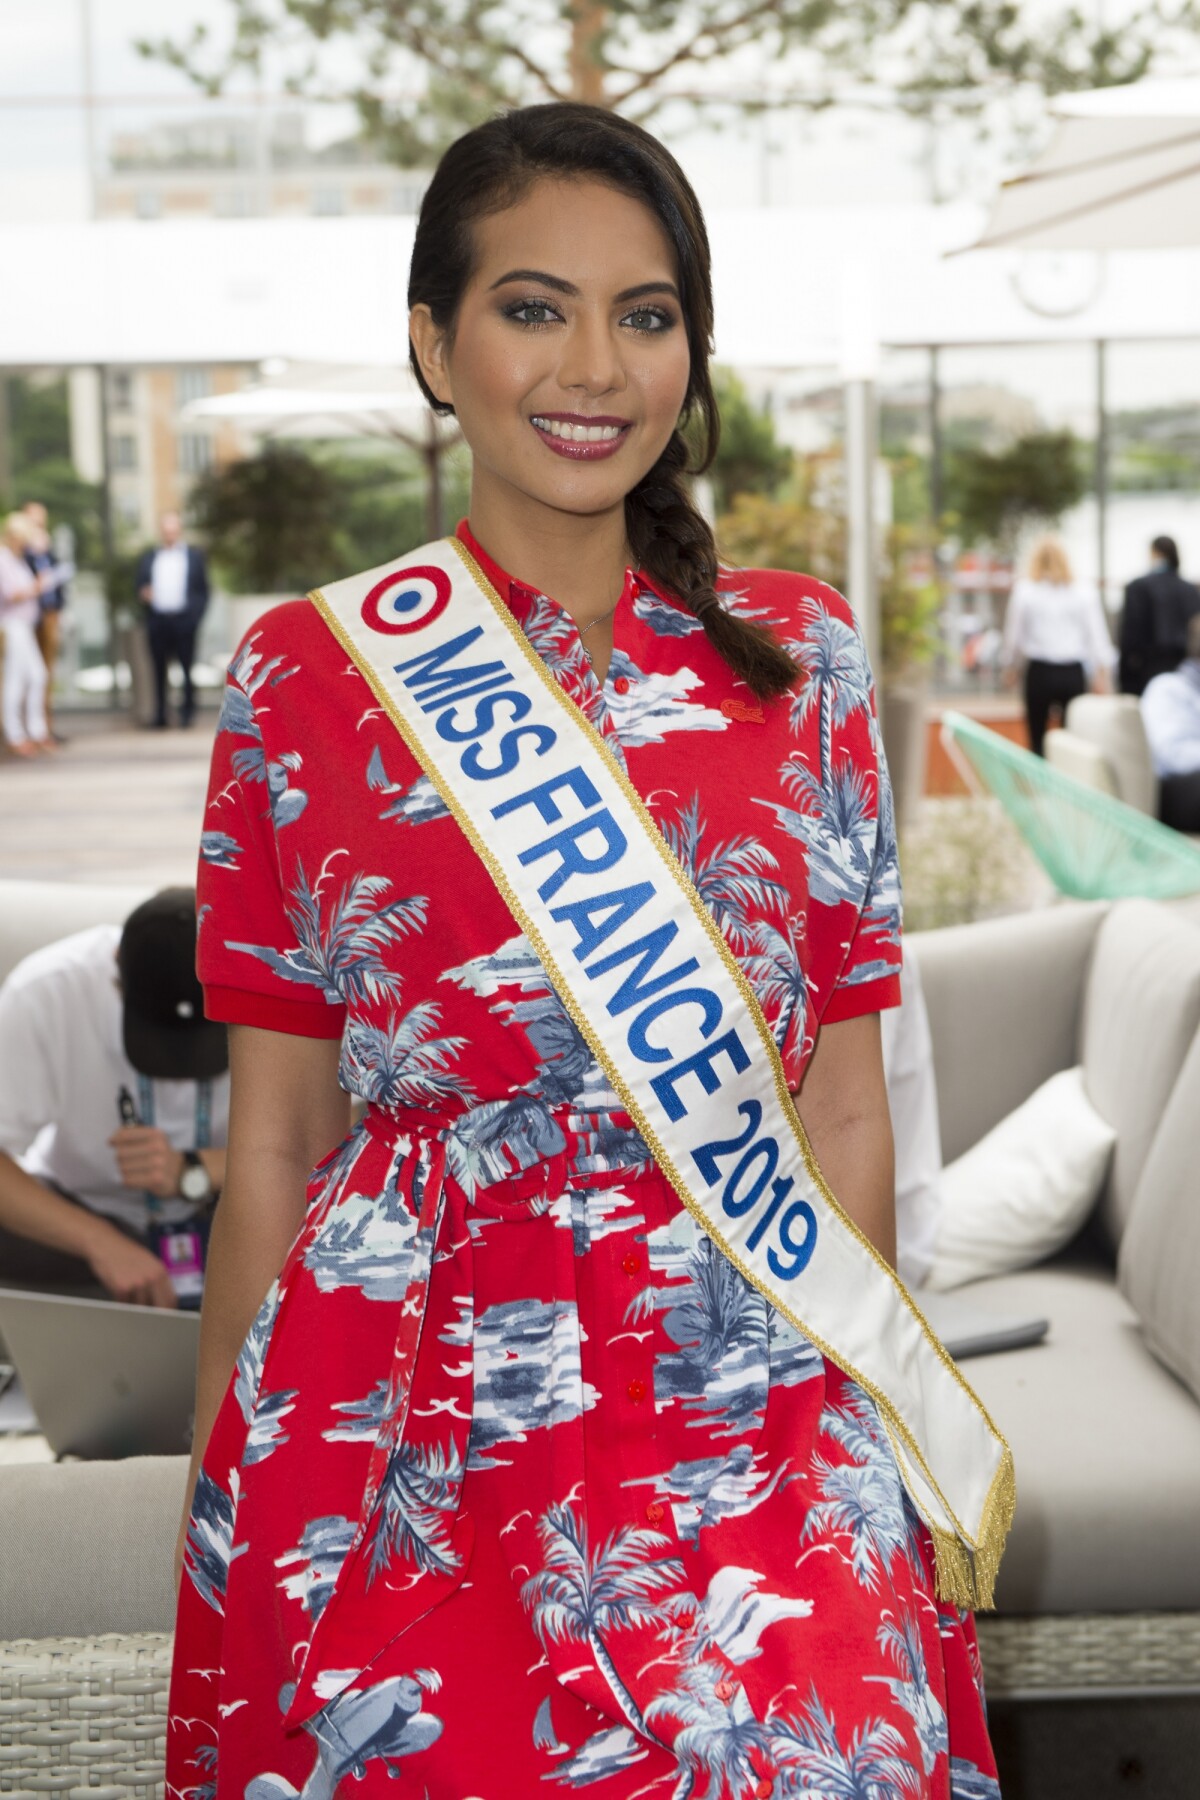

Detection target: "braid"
[625, 432, 800, 701]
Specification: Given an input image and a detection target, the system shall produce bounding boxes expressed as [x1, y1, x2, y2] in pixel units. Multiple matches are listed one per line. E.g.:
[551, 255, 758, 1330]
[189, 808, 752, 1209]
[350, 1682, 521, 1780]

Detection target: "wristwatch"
[179, 1151, 215, 1206]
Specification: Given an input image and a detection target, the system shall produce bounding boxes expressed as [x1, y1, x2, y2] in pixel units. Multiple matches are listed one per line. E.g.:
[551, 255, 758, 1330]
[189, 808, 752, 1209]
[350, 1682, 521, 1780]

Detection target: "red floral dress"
[166, 523, 999, 1800]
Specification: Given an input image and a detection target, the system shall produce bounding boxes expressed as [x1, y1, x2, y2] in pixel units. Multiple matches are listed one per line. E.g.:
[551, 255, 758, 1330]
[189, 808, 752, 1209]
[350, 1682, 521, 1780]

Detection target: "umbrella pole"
[425, 413, 444, 540]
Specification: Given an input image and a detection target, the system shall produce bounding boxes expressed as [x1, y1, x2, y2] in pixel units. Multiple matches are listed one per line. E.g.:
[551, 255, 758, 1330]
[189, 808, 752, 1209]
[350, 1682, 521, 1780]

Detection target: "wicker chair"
[940, 708, 1200, 901]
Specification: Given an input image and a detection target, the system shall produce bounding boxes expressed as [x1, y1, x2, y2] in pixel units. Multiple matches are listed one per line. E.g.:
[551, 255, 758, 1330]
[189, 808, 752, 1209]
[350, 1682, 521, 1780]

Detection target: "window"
[109, 370, 134, 411]
[178, 432, 214, 475]
[135, 189, 162, 220]
[214, 187, 253, 218]
[111, 434, 138, 472]
[311, 185, 344, 216]
[116, 496, 143, 531]
[176, 367, 212, 407]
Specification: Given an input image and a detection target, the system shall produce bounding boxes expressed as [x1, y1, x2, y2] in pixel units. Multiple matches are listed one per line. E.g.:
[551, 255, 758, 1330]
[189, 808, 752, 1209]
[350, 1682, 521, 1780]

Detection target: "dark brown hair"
[407, 102, 799, 699]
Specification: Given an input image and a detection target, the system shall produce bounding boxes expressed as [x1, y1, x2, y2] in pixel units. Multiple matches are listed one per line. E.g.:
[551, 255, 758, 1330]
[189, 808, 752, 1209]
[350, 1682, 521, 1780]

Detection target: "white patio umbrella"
[969, 79, 1200, 253]
[183, 362, 463, 538]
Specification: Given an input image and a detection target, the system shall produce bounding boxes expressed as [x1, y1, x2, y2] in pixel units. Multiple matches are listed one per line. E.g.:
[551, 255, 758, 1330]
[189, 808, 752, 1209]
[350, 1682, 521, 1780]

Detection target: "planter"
[880, 672, 931, 833]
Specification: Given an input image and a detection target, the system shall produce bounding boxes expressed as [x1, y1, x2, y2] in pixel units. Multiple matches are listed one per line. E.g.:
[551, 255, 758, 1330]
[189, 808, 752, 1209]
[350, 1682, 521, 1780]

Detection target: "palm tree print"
[644, 1657, 773, 1799]
[229, 862, 425, 1004]
[743, 916, 808, 1060]
[770, 1688, 922, 1798]
[870, 1610, 948, 1775]
[661, 794, 788, 950]
[368, 1436, 466, 1583]
[341, 1003, 475, 1110]
[798, 1393, 922, 1596]
[788, 600, 873, 786]
[758, 755, 877, 910]
[521, 1501, 684, 1735]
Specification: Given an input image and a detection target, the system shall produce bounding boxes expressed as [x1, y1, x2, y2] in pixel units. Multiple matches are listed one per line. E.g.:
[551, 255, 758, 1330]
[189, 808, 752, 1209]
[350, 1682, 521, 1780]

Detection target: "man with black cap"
[0, 889, 228, 1307]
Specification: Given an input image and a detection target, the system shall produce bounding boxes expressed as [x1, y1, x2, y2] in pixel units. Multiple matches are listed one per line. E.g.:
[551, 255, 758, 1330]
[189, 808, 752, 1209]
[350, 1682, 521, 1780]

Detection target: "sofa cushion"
[1064, 693, 1159, 817]
[910, 902, 1106, 1166]
[1118, 1024, 1200, 1405]
[0, 1454, 187, 1638]
[962, 1265, 1200, 1612]
[1079, 899, 1200, 1245]
[928, 1068, 1116, 1291]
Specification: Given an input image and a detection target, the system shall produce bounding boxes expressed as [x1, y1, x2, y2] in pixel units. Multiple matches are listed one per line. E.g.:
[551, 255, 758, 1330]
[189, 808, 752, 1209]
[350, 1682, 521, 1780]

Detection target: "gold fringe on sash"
[930, 1448, 1017, 1611]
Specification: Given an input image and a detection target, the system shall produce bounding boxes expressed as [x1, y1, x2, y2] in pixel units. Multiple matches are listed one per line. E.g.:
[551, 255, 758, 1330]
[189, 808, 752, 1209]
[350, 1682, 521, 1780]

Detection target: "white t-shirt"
[0, 544, 38, 628]
[1141, 661, 1200, 779]
[1003, 577, 1117, 674]
[881, 958, 943, 1289]
[150, 544, 189, 614]
[0, 925, 230, 1236]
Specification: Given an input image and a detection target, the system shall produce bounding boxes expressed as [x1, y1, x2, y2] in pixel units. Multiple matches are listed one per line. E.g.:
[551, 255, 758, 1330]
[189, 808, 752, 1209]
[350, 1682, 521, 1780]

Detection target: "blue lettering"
[767, 1200, 818, 1280]
[745, 1175, 794, 1254]
[550, 883, 654, 962]
[720, 1137, 778, 1217]
[650, 1030, 751, 1123]
[627, 986, 723, 1065]
[518, 810, 627, 902]
[587, 923, 699, 1016]
[436, 689, 532, 744]
[423, 670, 513, 717]
[393, 626, 488, 690]
[462, 724, 555, 780]
[492, 767, 598, 827]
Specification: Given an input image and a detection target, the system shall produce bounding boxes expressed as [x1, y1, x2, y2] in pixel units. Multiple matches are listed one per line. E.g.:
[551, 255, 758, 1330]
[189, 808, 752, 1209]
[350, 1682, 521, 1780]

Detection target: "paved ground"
[0, 710, 217, 887]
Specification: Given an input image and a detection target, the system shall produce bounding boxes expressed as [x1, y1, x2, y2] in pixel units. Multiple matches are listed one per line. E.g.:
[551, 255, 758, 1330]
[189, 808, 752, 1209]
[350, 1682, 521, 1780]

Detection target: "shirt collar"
[453, 517, 676, 623]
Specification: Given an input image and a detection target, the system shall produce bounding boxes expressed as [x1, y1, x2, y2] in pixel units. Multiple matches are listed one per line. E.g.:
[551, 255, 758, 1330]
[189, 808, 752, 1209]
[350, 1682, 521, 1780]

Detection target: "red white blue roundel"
[361, 564, 451, 635]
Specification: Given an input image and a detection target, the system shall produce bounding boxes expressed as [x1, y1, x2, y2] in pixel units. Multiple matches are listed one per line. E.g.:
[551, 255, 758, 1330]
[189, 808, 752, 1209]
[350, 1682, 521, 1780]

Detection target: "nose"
[557, 309, 627, 399]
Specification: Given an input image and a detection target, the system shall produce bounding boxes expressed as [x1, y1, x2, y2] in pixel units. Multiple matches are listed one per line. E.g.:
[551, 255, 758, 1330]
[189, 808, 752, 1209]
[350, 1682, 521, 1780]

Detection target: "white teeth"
[532, 417, 623, 443]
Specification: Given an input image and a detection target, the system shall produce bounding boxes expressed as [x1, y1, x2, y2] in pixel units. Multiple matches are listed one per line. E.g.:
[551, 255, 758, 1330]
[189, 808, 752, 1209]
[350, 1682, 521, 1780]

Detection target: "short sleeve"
[197, 664, 347, 1040]
[0, 968, 57, 1157]
[823, 642, 903, 1026]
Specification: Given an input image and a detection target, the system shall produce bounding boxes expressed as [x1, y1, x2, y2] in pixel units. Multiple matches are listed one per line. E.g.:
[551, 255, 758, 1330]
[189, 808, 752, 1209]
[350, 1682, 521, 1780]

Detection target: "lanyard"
[135, 1074, 213, 1221]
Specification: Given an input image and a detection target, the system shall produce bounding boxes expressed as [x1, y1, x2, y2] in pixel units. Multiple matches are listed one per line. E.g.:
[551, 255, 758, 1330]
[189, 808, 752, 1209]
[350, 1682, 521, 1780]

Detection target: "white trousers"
[2, 614, 49, 747]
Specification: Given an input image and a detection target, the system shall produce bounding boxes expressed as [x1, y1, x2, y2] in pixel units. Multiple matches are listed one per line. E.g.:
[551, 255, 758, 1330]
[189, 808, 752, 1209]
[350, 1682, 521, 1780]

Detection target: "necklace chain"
[577, 600, 618, 638]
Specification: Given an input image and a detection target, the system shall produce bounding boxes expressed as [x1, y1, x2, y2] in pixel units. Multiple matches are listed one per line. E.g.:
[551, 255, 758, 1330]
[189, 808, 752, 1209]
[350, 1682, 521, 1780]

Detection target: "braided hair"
[407, 103, 800, 700]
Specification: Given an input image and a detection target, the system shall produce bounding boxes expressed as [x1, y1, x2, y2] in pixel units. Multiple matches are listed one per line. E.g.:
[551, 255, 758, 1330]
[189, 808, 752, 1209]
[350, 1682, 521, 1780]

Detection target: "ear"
[409, 305, 454, 409]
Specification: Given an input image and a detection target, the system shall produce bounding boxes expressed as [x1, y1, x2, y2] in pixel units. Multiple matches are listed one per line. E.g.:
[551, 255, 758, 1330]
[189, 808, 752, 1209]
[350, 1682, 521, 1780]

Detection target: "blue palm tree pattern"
[169, 527, 995, 1798]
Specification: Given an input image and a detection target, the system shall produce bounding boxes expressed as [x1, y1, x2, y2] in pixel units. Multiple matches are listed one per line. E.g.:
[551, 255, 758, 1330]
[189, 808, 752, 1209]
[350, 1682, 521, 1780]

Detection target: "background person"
[0, 511, 53, 759]
[1003, 534, 1116, 756]
[0, 888, 229, 1308]
[23, 498, 69, 741]
[1141, 612, 1200, 832]
[136, 512, 210, 729]
[1119, 534, 1200, 697]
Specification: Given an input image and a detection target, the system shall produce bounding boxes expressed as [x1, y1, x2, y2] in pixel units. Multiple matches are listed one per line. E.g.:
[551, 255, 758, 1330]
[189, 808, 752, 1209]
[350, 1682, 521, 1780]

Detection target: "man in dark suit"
[1119, 535, 1200, 697]
[136, 512, 210, 728]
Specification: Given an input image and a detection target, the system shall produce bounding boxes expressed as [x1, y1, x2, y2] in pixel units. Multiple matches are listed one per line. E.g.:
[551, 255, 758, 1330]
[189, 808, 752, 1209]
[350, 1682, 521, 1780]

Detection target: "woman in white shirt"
[1003, 536, 1116, 756]
[0, 512, 53, 758]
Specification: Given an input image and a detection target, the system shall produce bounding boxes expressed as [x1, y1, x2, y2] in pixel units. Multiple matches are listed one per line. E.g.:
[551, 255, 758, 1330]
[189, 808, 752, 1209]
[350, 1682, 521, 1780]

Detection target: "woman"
[0, 512, 52, 758]
[1004, 535, 1116, 756]
[167, 105, 1002, 1799]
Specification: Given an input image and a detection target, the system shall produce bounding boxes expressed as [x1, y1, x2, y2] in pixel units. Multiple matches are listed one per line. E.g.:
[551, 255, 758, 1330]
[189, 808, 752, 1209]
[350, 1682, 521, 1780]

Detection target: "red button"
[645, 1501, 664, 1525]
[755, 1783, 774, 1798]
[613, 675, 631, 694]
[627, 1378, 647, 1403]
[621, 1251, 641, 1275]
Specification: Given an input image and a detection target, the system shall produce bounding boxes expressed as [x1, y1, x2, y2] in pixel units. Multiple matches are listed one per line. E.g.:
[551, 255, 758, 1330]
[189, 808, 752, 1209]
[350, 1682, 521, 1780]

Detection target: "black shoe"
[148, 717, 169, 730]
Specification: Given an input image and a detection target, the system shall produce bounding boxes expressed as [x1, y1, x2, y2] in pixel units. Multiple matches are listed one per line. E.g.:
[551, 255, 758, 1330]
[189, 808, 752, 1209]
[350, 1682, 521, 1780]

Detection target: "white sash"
[312, 536, 1014, 1609]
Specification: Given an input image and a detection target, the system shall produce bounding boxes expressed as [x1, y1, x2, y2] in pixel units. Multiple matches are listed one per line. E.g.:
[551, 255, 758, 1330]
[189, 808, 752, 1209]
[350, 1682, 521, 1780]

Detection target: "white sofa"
[3, 882, 1200, 1796]
[1045, 693, 1159, 817]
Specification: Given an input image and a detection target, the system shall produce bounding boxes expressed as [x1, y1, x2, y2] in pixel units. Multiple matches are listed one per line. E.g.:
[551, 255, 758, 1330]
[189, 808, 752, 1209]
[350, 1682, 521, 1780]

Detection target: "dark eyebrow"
[488, 268, 680, 304]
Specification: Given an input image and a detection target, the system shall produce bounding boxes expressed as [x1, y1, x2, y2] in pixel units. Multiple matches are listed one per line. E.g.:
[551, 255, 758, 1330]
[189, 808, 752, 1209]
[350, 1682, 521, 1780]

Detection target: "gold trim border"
[309, 540, 1014, 1607]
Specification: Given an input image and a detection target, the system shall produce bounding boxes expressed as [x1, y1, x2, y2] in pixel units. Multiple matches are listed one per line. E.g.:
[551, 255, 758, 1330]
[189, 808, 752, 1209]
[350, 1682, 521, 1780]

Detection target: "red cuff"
[822, 971, 902, 1025]
[204, 983, 348, 1040]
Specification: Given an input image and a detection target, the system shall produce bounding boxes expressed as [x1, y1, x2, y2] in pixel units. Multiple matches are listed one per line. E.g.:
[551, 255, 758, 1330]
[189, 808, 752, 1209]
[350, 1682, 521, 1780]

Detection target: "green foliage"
[0, 378, 106, 568]
[688, 367, 793, 514]
[717, 457, 942, 677]
[189, 444, 340, 593]
[311, 441, 473, 577]
[944, 429, 1088, 549]
[137, 1, 1197, 157]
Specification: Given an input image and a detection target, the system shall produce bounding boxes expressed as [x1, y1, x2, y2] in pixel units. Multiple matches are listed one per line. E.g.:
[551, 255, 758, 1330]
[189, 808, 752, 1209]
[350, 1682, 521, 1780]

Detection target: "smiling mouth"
[529, 414, 632, 461]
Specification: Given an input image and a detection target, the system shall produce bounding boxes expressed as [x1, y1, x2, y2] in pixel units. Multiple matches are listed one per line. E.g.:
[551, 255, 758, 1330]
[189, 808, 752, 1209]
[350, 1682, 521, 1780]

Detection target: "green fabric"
[940, 711, 1200, 901]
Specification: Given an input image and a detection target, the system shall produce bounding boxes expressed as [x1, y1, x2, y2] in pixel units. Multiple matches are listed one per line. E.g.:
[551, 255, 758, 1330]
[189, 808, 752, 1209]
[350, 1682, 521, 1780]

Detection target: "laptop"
[0, 1288, 201, 1459]
[918, 1288, 1049, 1360]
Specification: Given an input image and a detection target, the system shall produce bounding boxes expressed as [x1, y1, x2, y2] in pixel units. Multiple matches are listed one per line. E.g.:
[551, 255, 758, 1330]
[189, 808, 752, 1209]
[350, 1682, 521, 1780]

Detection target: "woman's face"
[411, 177, 693, 525]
